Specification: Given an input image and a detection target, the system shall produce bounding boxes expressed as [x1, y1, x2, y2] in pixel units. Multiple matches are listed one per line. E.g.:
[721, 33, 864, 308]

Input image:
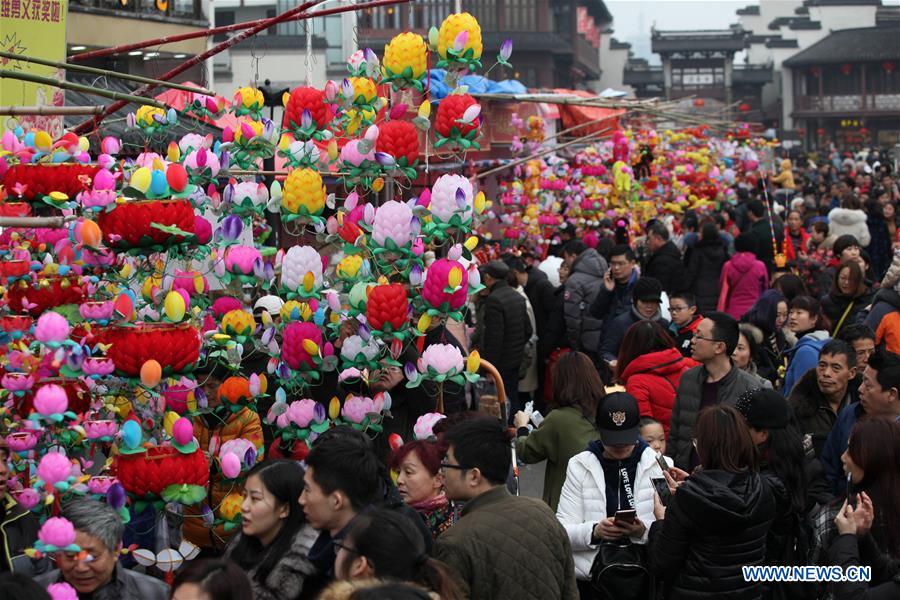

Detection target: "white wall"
[809, 5, 879, 31]
[599, 41, 635, 96]
[217, 47, 328, 91]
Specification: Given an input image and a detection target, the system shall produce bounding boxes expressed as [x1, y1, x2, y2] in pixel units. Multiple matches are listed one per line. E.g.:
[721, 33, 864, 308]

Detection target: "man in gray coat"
[35, 499, 168, 600]
[667, 312, 769, 470]
[562, 240, 607, 357]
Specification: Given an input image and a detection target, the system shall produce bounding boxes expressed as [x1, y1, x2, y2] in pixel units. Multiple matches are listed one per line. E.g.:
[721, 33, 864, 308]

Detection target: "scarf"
[411, 493, 448, 514]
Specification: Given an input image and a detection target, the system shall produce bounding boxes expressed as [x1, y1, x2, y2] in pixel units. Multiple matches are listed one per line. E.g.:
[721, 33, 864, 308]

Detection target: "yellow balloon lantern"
[163, 291, 186, 322]
[163, 411, 180, 437]
[140, 359, 162, 388]
[34, 130, 53, 151]
[130, 167, 152, 193]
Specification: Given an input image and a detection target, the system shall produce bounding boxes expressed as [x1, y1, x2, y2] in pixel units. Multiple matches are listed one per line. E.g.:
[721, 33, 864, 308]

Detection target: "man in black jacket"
[0, 450, 45, 575]
[590, 244, 638, 339]
[479, 260, 532, 419]
[747, 199, 784, 273]
[643, 222, 686, 296]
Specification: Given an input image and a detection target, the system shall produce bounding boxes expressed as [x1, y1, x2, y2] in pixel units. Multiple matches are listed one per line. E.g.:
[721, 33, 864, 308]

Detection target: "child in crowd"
[640, 417, 666, 455]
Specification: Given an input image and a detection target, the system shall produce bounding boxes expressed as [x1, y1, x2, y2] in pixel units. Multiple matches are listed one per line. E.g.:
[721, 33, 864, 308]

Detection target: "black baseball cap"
[633, 276, 663, 303]
[735, 388, 790, 430]
[595, 392, 641, 445]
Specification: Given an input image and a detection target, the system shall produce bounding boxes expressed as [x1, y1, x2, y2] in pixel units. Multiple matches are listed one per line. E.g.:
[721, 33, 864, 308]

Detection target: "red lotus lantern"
[97, 199, 195, 249]
[89, 323, 201, 376]
[6, 277, 85, 316]
[376, 119, 420, 169]
[114, 446, 210, 499]
[435, 93, 481, 149]
[739, 103, 751, 113]
[2, 163, 100, 200]
[283, 86, 329, 134]
[366, 284, 408, 332]
[0, 202, 30, 217]
[693, 98, 705, 108]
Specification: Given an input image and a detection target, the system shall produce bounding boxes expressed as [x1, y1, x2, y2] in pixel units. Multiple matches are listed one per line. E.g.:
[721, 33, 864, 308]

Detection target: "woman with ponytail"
[331, 509, 463, 600]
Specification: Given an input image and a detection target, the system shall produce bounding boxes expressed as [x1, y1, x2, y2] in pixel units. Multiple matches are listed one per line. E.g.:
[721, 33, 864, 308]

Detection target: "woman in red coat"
[782, 209, 810, 262]
[616, 320, 697, 436]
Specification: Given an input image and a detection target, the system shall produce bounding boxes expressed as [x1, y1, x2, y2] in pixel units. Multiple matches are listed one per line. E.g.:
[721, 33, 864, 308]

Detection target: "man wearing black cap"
[478, 260, 532, 420]
[598, 276, 669, 366]
[556, 392, 669, 592]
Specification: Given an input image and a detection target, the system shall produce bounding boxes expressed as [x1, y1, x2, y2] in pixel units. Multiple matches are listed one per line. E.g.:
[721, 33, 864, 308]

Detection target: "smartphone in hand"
[652, 477, 672, 507]
[613, 509, 636, 526]
[655, 453, 669, 473]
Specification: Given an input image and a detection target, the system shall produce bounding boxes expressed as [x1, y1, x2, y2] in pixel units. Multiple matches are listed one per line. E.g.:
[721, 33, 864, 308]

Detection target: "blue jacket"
[782, 330, 830, 397]
[821, 402, 864, 494]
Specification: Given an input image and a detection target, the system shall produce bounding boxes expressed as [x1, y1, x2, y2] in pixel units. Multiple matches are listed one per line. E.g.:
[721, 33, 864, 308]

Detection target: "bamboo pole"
[72, 0, 332, 134]
[0, 51, 215, 96]
[0, 215, 75, 228]
[0, 70, 168, 108]
[476, 126, 615, 180]
[69, 0, 412, 63]
[0, 105, 104, 115]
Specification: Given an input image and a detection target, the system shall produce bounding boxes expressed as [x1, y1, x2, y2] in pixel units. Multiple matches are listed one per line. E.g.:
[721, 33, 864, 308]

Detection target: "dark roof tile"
[783, 26, 900, 65]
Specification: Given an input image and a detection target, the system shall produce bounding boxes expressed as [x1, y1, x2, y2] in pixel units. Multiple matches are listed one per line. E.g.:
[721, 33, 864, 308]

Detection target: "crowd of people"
[2, 148, 900, 600]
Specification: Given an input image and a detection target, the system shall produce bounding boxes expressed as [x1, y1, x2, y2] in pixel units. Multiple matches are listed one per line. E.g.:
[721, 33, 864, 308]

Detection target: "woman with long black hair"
[224, 460, 320, 600]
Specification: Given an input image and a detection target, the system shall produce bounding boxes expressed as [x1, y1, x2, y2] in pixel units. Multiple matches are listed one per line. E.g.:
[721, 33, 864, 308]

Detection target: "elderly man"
[35, 498, 168, 600]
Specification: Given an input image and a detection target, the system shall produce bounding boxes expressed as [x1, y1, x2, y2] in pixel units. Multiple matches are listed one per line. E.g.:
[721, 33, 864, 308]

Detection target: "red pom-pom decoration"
[114, 446, 209, 499]
[6, 277, 84, 316]
[98, 200, 195, 249]
[3, 163, 100, 200]
[89, 323, 201, 376]
[435, 94, 479, 139]
[283, 86, 329, 133]
[366, 284, 408, 331]
[376, 120, 420, 166]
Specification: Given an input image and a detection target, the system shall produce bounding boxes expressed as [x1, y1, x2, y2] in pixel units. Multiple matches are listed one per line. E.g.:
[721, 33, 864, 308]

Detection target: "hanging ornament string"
[305, 19, 313, 87]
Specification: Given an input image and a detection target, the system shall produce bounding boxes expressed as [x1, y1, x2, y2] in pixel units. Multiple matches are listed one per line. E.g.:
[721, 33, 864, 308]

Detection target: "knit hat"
[479, 260, 509, 280]
[632, 276, 663, 303]
[595, 392, 641, 445]
[833, 234, 861, 258]
[735, 388, 790, 430]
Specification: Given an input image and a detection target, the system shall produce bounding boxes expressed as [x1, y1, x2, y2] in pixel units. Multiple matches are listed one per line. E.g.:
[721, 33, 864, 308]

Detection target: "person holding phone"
[556, 392, 670, 597]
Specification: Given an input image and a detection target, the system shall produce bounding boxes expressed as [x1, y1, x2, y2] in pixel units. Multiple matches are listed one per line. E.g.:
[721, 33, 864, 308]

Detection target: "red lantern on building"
[841, 64, 853, 76]
[739, 103, 751, 113]
[796, 127, 805, 136]
[810, 66, 820, 77]
[883, 62, 895, 74]
[693, 98, 705, 108]
[816, 127, 826, 137]
[860, 127, 870, 136]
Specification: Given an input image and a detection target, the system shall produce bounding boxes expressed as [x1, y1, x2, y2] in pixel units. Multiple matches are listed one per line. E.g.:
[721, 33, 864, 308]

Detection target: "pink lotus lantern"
[341, 395, 380, 424]
[173, 269, 209, 296]
[419, 343, 465, 375]
[422, 258, 468, 311]
[1, 372, 34, 393]
[5, 430, 38, 453]
[79, 301, 114, 322]
[38, 517, 77, 548]
[84, 420, 118, 440]
[340, 139, 375, 168]
[81, 357, 116, 377]
[282, 322, 322, 370]
[37, 452, 72, 487]
[13, 488, 40, 510]
[279, 399, 317, 429]
[86, 476, 118, 495]
[414, 412, 446, 440]
[371, 200, 413, 248]
[224, 245, 262, 275]
[33, 312, 70, 345]
[33, 384, 68, 416]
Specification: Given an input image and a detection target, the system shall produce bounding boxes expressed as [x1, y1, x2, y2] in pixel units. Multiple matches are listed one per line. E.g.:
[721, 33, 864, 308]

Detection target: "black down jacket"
[644, 240, 687, 296]
[480, 279, 533, 374]
[647, 469, 776, 600]
[685, 238, 728, 314]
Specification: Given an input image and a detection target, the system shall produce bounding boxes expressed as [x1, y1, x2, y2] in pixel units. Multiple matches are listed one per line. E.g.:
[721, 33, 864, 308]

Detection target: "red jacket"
[619, 348, 697, 436]
[782, 227, 810, 262]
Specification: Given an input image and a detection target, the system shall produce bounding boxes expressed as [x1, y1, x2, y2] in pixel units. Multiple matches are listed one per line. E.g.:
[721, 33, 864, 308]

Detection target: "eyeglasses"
[440, 460, 468, 472]
[332, 540, 359, 555]
[692, 332, 723, 343]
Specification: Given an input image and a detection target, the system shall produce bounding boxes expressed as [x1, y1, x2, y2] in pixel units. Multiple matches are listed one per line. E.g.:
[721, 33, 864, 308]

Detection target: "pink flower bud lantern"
[172, 417, 194, 446]
[37, 452, 72, 487]
[33, 384, 68, 416]
[33, 312, 70, 345]
[38, 517, 76, 549]
[220, 452, 241, 479]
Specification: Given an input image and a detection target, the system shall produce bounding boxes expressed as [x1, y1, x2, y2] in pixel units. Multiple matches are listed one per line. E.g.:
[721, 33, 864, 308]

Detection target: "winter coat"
[513, 285, 539, 393]
[434, 486, 578, 600]
[599, 307, 670, 364]
[225, 524, 319, 600]
[563, 248, 607, 354]
[590, 269, 638, 337]
[0, 493, 47, 575]
[480, 279, 533, 374]
[787, 368, 853, 459]
[668, 364, 768, 470]
[525, 266, 557, 361]
[821, 288, 875, 334]
[556, 445, 670, 579]
[828, 533, 900, 600]
[772, 159, 796, 190]
[539, 286, 569, 361]
[35, 564, 168, 600]
[619, 348, 696, 437]
[719, 252, 768, 320]
[515, 405, 601, 511]
[783, 330, 831, 397]
[644, 240, 687, 295]
[750, 218, 784, 272]
[827, 208, 871, 248]
[865, 288, 900, 332]
[647, 469, 776, 600]
[184, 407, 264, 549]
[685, 238, 727, 314]
[876, 311, 900, 355]
[821, 402, 865, 494]
[867, 213, 893, 278]
[881, 251, 900, 291]
[671, 314, 703, 358]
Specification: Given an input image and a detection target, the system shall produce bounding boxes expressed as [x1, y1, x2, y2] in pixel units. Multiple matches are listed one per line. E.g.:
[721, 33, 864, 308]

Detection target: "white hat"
[254, 295, 284, 315]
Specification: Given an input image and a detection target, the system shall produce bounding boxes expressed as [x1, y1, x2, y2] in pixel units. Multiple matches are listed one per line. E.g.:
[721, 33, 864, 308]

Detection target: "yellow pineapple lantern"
[435, 12, 483, 71]
[383, 32, 428, 91]
[282, 168, 326, 223]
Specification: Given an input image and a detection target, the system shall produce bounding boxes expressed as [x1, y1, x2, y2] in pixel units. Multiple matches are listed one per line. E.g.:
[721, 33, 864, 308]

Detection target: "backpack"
[589, 540, 654, 600]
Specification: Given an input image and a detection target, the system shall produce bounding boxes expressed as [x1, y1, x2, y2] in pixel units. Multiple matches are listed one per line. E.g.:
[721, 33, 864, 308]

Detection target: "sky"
[607, 0, 900, 63]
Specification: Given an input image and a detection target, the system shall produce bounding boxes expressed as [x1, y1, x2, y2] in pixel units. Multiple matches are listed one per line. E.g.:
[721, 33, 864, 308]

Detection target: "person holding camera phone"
[556, 392, 671, 599]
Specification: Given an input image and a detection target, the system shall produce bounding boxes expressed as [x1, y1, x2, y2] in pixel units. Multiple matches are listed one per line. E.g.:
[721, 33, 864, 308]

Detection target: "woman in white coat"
[556, 392, 671, 597]
[826, 198, 871, 248]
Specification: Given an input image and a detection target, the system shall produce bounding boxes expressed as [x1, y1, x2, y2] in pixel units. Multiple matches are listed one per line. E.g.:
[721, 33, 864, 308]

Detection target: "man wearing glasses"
[667, 312, 767, 470]
[434, 418, 578, 599]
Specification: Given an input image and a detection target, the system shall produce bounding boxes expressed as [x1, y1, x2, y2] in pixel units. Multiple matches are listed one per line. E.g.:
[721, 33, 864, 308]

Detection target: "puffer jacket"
[1, 493, 47, 575]
[434, 485, 578, 600]
[563, 248, 607, 353]
[481, 279, 533, 373]
[225, 524, 320, 600]
[647, 469, 776, 600]
[865, 288, 900, 332]
[35, 564, 168, 600]
[720, 252, 769, 320]
[183, 407, 264, 549]
[644, 240, 686, 295]
[787, 368, 852, 459]
[827, 208, 871, 248]
[783, 330, 831, 398]
[772, 159, 796, 190]
[556, 444, 670, 580]
[821, 288, 876, 333]
[619, 348, 696, 436]
[667, 364, 768, 470]
[599, 307, 670, 363]
[685, 238, 727, 314]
